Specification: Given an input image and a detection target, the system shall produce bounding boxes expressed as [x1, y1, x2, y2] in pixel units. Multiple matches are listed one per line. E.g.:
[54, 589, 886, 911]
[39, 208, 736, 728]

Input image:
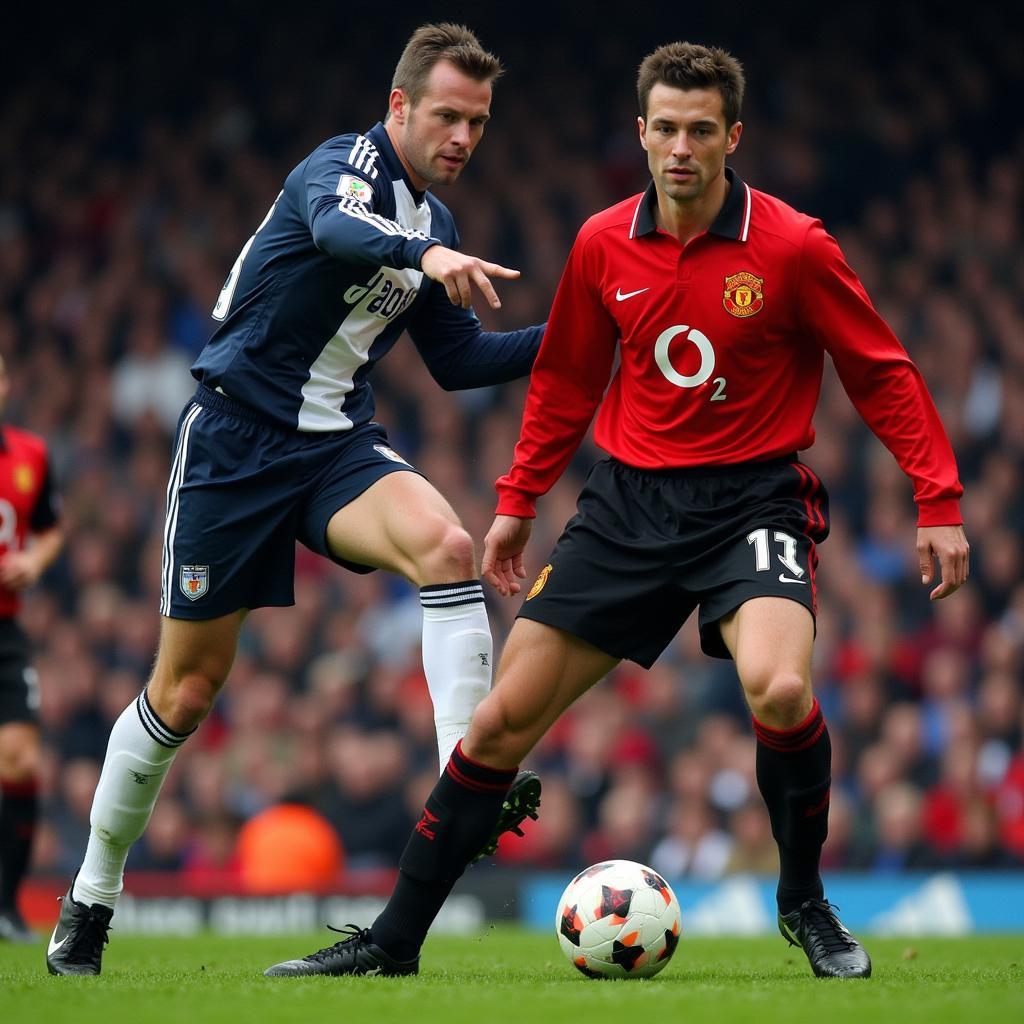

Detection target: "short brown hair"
[391, 23, 503, 106]
[637, 42, 745, 126]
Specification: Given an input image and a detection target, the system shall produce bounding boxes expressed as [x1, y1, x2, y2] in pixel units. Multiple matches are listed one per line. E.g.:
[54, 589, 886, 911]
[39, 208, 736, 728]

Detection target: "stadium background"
[2, 0, 1022, 932]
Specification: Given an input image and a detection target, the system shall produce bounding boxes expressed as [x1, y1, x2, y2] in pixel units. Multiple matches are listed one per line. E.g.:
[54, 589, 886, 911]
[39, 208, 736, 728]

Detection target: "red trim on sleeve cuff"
[495, 491, 538, 519]
[916, 500, 963, 527]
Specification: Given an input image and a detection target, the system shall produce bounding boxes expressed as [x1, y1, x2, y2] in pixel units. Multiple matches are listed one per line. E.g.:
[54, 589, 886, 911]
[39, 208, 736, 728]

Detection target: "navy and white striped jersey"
[192, 122, 542, 432]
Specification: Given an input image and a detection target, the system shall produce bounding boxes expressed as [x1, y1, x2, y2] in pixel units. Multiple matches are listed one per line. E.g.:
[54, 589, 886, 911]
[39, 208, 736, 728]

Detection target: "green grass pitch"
[3, 928, 1022, 1024]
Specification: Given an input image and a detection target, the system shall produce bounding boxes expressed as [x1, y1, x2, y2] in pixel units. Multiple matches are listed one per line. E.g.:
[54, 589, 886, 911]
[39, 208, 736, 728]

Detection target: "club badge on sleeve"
[338, 175, 373, 205]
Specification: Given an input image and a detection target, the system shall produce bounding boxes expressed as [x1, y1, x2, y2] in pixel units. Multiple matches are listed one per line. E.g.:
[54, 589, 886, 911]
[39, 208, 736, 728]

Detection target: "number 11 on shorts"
[747, 528, 805, 581]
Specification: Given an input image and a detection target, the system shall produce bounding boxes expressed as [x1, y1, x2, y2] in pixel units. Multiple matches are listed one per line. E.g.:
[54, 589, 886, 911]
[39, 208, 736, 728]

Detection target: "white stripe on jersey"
[298, 181, 430, 430]
[161, 403, 203, 615]
[336, 197, 430, 241]
[348, 136, 368, 168]
[740, 183, 752, 241]
[348, 135, 380, 180]
[628, 195, 644, 240]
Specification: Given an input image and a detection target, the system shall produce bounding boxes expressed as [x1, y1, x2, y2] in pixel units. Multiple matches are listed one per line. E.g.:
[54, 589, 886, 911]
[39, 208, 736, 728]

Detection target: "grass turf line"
[2, 928, 1022, 1024]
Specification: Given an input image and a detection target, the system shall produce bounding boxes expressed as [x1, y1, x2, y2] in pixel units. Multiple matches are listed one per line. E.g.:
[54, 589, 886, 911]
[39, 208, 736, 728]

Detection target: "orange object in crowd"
[235, 804, 345, 893]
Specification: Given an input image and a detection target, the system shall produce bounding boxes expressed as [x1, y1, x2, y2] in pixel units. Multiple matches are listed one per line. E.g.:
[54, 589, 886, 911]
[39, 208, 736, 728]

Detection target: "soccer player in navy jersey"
[263, 42, 969, 980]
[0, 355, 64, 944]
[47, 23, 543, 975]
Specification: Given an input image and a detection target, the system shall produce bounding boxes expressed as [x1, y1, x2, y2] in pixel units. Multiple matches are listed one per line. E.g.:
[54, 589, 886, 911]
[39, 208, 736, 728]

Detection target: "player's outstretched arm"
[917, 524, 970, 600]
[482, 515, 532, 596]
[421, 245, 520, 310]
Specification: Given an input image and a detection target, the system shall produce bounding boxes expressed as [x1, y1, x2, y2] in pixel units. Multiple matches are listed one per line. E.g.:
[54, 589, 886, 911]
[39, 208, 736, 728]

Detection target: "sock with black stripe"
[74, 689, 195, 909]
[371, 741, 516, 960]
[752, 698, 832, 915]
[419, 581, 492, 774]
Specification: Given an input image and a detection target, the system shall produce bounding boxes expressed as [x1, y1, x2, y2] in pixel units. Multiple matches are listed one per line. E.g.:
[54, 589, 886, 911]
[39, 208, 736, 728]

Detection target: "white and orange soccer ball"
[555, 859, 682, 979]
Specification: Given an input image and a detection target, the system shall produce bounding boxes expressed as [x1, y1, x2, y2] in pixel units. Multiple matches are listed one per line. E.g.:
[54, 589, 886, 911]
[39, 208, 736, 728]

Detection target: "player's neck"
[655, 172, 729, 246]
[384, 120, 431, 194]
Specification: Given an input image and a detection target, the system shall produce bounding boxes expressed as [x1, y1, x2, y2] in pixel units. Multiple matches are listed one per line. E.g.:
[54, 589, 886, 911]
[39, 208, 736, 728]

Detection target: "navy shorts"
[517, 456, 829, 668]
[160, 386, 420, 620]
[0, 619, 38, 725]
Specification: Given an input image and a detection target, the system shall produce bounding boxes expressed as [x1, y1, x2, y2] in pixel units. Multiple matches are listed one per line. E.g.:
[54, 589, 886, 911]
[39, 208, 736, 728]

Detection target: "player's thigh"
[0, 721, 41, 779]
[466, 619, 619, 765]
[323, 470, 468, 580]
[149, 611, 247, 706]
[719, 596, 815, 722]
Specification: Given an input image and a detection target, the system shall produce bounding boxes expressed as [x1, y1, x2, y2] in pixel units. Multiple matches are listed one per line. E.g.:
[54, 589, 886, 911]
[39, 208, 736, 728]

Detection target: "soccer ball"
[555, 859, 681, 979]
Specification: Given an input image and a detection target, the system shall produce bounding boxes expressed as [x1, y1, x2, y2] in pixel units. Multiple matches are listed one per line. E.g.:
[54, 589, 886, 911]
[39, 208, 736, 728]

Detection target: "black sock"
[752, 699, 831, 916]
[371, 741, 516, 960]
[0, 777, 39, 909]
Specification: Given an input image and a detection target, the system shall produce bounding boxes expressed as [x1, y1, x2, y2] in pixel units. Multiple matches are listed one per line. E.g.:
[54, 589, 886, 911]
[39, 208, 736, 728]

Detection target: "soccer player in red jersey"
[266, 42, 968, 980]
[0, 355, 63, 943]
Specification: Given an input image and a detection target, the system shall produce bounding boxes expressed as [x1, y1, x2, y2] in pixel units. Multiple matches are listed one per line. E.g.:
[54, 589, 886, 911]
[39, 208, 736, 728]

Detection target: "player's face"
[639, 85, 741, 204]
[390, 60, 492, 190]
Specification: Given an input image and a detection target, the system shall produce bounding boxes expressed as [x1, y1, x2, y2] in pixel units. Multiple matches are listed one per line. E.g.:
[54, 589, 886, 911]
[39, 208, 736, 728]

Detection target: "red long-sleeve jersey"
[496, 170, 962, 526]
[0, 424, 59, 617]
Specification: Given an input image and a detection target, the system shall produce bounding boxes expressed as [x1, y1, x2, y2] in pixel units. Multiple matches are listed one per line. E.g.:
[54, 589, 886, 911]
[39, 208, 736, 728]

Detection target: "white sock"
[74, 690, 194, 909]
[420, 581, 492, 774]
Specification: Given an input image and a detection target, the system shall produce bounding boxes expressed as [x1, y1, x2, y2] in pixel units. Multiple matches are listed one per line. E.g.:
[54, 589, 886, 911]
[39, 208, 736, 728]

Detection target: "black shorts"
[518, 455, 829, 667]
[0, 619, 39, 725]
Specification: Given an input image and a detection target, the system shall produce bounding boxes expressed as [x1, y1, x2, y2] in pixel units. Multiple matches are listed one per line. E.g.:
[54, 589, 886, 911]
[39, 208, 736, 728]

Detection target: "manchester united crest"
[723, 271, 764, 318]
[13, 465, 34, 493]
[526, 563, 553, 601]
[179, 564, 209, 601]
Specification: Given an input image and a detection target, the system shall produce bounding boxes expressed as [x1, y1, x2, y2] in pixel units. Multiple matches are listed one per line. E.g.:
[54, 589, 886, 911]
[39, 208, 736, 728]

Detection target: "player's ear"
[726, 120, 742, 155]
[637, 116, 648, 152]
[388, 88, 409, 125]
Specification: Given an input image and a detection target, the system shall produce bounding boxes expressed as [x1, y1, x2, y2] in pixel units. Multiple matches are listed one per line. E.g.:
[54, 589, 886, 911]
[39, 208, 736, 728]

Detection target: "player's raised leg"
[263, 620, 616, 976]
[324, 469, 540, 849]
[719, 596, 871, 978]
[47, 612, 244, 976]
[326, 471, 492, 768]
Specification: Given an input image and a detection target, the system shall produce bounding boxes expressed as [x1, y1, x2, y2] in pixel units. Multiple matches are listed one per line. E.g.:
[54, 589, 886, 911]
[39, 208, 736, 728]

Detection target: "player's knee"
[752, 671, 812, 727]
[465, 693, 526, 765]
[414, 521, 476, 584]
[149, 672, 220, 732]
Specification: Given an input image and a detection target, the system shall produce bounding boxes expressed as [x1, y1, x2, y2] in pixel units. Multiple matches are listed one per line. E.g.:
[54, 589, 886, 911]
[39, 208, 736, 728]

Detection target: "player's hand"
[917, 525, 969, 600]
[0, 551, 42, 591]
[420, 245, 520, 310]
[482, 515, 533, 596]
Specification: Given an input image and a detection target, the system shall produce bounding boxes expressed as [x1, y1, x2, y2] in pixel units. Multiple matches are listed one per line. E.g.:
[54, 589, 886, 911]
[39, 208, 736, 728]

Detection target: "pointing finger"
[480, 262, 521, 280]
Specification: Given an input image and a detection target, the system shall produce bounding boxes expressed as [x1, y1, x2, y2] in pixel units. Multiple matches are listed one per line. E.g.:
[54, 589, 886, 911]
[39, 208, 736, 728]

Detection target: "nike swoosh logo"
[363, 966, 383, 976]
[48, 932, 68, 956]
[778, 574, 808, 585]
[615, 287, 649, 301]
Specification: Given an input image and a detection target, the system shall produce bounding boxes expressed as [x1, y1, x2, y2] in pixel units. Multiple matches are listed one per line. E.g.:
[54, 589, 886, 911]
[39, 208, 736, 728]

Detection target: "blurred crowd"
[2, 3, 1022, 887]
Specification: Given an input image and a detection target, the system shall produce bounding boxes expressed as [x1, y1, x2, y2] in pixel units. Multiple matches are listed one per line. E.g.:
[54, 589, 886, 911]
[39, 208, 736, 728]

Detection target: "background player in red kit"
[264, 42, 969, 981]
[0, 354, 64, 942]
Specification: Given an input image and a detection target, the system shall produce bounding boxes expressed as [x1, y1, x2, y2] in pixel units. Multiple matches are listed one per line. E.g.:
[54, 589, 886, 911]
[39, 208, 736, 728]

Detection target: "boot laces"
[305, 923, 371, 964]
[801, 900, 856, 955]
[66, 900, 112, 955]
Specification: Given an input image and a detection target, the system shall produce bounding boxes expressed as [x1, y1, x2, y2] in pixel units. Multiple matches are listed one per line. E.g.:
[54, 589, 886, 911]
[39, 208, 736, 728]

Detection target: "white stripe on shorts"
[160, 404, 203, 616]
